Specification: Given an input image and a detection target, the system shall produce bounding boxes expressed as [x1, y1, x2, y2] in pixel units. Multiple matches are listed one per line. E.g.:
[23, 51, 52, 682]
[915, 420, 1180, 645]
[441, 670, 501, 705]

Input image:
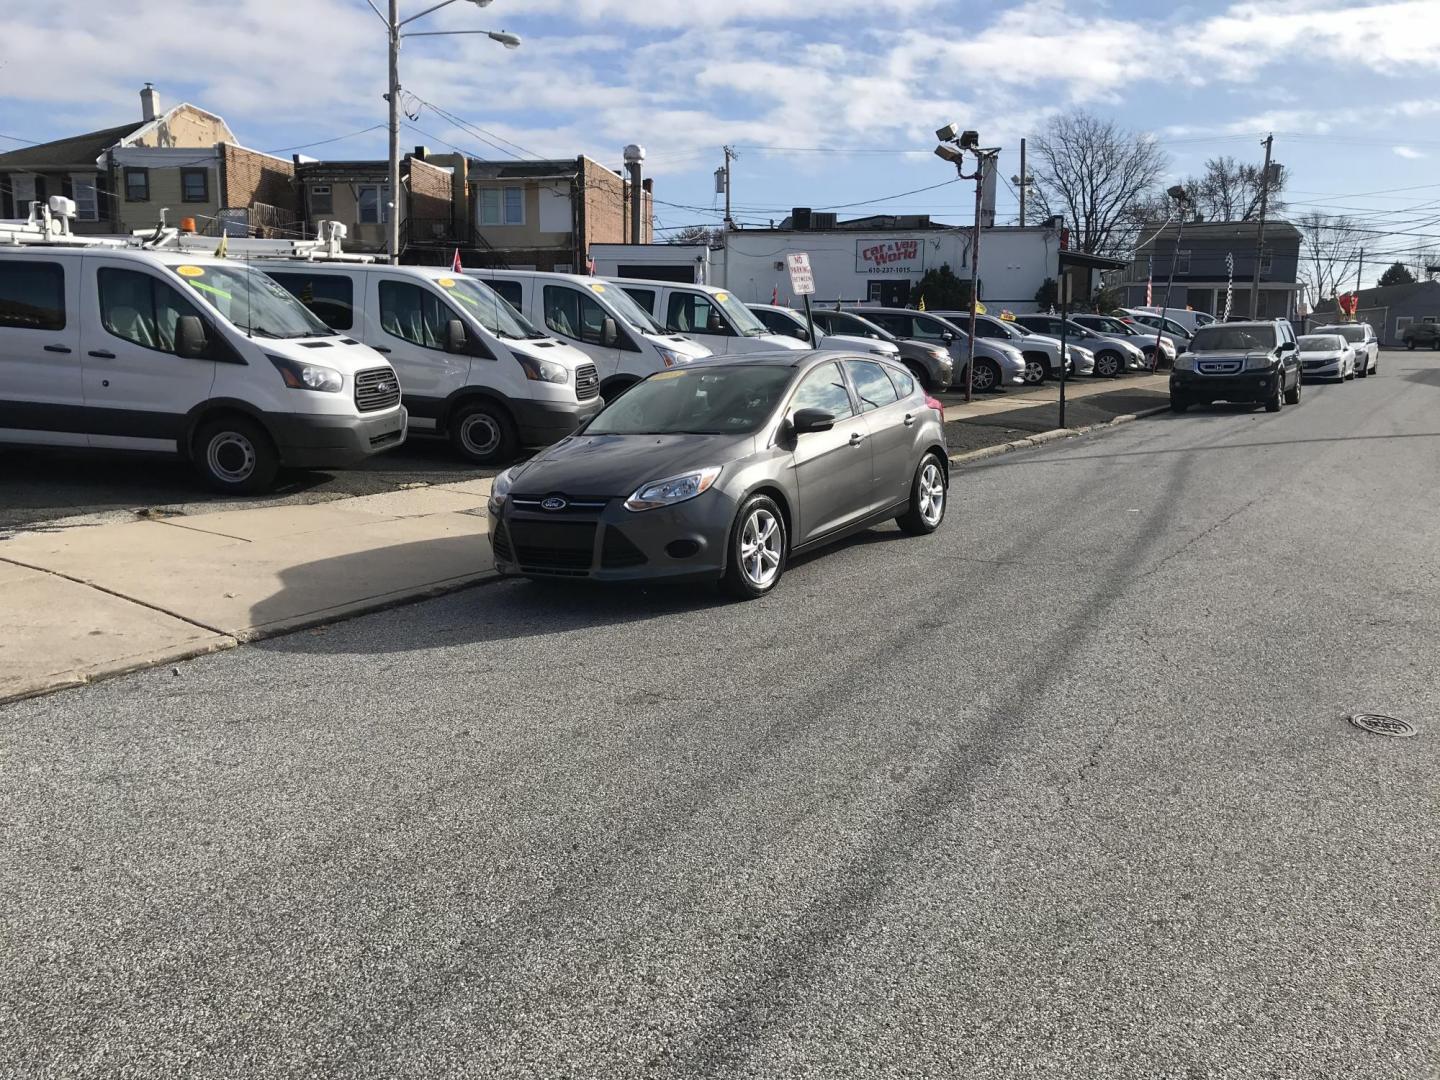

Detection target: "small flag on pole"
[771, 285, 778, 305]
[451, 248, 463, 273]
[917, 294, 927, 312]
[1145, 257, 1152, 306]
[214, 233, 228, 258]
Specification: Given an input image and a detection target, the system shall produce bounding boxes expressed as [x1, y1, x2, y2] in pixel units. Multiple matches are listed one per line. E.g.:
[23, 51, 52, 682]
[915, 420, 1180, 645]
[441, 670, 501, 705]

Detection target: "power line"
[265, 125, 387, 155]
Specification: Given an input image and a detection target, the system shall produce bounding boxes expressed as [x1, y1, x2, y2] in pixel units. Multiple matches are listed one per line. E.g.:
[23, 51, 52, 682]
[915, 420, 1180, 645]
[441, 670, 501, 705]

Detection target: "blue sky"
[3, 0, 1438, 282]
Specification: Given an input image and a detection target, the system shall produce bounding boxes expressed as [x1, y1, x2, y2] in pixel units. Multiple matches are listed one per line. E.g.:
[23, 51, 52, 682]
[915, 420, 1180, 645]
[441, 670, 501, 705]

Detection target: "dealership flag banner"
[1145, 257, 1152, 306]
[1223, 252, 1234, 321]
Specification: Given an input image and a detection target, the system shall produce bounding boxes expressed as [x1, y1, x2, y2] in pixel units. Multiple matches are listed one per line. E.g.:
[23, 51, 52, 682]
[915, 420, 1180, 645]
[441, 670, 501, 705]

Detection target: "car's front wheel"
[721, 495, 787, 600]
[1285, 371, 1302, 405]
[193, 416, 279, 494]
[1021, 357, 1046, 385]
[1094, 350, 1122, 378]
[1265, 373, 1283, 412]
[970, 358, 1000, 393]
[1169, 396, 1188, 413]
[896, 452, 947, 535]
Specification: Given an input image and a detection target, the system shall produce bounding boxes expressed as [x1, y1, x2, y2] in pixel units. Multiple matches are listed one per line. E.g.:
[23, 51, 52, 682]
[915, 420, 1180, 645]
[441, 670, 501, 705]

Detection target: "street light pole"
[1155, 185, 1189, 372]
[933, 125, 994, 404]
[368, 0, 521, 265]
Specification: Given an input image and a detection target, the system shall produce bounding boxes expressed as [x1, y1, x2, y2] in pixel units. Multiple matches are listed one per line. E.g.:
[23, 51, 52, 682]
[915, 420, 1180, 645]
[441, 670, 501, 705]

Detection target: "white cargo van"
[608, 278, 808, 357]
[0, 203, 406, 493]
[263, 263, 601, 464]
[470, 269, 711, 402]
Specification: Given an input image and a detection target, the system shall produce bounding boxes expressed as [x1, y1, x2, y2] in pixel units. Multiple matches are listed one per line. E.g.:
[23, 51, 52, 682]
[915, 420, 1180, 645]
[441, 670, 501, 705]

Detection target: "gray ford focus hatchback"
[486, 351, 950, 598]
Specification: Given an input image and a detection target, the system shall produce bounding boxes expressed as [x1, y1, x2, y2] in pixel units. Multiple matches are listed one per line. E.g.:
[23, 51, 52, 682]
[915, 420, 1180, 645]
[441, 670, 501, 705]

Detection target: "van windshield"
[180, 264, 332, 338]
[596, 283, 665, 334]
[438, 277, 542, 340]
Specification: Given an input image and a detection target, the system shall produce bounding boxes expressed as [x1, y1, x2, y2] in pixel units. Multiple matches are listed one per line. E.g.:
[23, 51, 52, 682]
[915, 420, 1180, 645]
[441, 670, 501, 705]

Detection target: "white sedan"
[1298, 333, 1355, 382]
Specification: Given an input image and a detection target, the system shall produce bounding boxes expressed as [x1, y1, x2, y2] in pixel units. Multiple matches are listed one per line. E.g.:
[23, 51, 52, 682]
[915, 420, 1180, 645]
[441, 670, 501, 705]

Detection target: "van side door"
[0, 255, 83, 446]
[80, 257, 220, 453]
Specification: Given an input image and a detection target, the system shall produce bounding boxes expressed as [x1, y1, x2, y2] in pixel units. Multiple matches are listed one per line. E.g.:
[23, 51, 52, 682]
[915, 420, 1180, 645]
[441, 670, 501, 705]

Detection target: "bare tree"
[1181, 156, 1286, 221]
[666, 225, 723, 246]
[1029, 111, 1169, 257]
[1296, 211, 1362, 306]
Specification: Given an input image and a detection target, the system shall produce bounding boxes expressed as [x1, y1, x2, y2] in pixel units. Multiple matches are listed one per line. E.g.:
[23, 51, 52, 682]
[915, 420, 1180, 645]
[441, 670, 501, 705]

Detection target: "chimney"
[413, 145, 428, 161]
[140, 83, 160, 121]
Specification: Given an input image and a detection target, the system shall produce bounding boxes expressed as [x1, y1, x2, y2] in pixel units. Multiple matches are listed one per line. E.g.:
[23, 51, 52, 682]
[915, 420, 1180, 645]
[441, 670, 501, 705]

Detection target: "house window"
[124, 168, 150, 202]
[309, 185, 333, 216]
[9, 173, 36, 217]
[69, 173, 99, 220]
[1260, 253, 1273, 274]
[181, 168, 209, 203]
[479, 187, 524, 226]
[357, 184, 390, 225]
[1175, 250, 1191, 274]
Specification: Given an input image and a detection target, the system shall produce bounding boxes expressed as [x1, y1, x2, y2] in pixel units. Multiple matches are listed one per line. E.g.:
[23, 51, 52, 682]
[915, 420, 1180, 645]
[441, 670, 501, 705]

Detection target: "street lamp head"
[488, 29, 521, 48]
[466, 0, 495, 6]
[935, 122, 960, 143]
[1166, 184, 1188, 203]
[934, 144, 965, 164]
[958, 130, 980, 149]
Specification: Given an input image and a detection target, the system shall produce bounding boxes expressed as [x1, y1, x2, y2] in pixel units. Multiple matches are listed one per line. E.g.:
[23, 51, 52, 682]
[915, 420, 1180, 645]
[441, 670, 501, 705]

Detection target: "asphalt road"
[3, 354, 1439, 1078]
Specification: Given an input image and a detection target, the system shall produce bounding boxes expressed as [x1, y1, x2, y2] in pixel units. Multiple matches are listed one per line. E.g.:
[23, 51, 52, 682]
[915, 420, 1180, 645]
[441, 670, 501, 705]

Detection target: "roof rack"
[1, 199, 374, 263]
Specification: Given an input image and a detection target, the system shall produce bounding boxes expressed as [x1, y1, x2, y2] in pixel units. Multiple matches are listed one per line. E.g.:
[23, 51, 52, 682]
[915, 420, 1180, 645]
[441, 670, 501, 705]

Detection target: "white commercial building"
[591, 221, 1066, 314]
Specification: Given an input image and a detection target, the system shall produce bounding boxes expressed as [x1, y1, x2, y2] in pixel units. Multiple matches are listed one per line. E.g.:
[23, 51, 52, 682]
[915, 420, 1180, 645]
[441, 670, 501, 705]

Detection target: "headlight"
[514, 352, 569, 384]
[624, 467, 721, 512]
[1245, 353, 1272, 371]
[268, 355, 344, 393]
[1173, 354, 1195, 371]
[487, 466, 517, 514]
[656, 346, 694, 369]
[929, 346, 951, 362]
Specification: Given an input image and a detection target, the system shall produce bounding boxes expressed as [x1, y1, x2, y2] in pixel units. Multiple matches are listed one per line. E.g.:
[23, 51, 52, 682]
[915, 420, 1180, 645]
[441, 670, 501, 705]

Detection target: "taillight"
[925, 393, 944, 415]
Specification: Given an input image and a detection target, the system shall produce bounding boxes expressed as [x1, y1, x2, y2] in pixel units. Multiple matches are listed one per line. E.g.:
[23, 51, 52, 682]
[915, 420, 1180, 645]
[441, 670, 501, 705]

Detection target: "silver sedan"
[488, 352, 950, 598]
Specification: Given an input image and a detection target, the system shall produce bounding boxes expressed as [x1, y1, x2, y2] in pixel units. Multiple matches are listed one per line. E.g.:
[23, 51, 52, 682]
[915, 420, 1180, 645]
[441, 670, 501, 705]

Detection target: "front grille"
[575, 364, 600, 401]
[601, 526, 648, 568]
[508, 520, 597, 571]
[354, 367, 402, 412]
[511, 496, 610, 515]
[1197, 360, 1243, 375]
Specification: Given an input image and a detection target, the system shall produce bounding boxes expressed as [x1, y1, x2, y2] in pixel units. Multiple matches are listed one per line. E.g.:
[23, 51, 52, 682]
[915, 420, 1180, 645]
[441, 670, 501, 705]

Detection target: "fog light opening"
[666, 539, 700, 560]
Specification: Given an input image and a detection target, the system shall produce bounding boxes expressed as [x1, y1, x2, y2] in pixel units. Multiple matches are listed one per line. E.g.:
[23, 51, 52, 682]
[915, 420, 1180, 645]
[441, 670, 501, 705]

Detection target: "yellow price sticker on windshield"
[650, 369, 685, 380]
[589, 283, 606, 294]
[176, 265, 206, 278]
[715, 292, 729, 302]
[438, 277, 456, 287]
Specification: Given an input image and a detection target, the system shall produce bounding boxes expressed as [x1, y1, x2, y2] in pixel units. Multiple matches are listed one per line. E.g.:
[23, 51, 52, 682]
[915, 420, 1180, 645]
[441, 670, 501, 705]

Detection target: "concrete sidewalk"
[940, 371, 1169, 422]
[0, 479, 496, 703]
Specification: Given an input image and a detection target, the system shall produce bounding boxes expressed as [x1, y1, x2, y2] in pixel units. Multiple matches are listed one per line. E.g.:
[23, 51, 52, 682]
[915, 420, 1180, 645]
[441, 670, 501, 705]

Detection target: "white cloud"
[1393, 145, 1425, 159]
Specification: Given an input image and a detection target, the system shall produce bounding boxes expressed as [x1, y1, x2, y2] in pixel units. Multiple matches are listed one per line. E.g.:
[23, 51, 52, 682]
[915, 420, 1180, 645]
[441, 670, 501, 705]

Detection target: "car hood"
[643, 332, 712, 359]
[508, 432, 754, 498]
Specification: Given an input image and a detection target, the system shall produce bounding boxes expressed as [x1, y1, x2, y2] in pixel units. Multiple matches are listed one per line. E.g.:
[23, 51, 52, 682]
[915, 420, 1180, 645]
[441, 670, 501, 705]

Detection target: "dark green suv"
[1401, 322, 1440, 349]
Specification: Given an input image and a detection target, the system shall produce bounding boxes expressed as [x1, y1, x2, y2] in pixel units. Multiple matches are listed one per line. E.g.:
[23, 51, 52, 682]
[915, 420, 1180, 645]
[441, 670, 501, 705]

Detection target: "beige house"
[295, 149, 461, 257]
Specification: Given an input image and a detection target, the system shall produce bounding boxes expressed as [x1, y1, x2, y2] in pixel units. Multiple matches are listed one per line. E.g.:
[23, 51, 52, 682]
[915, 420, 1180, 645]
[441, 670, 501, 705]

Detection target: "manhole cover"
[1349, 713, 1417, 738]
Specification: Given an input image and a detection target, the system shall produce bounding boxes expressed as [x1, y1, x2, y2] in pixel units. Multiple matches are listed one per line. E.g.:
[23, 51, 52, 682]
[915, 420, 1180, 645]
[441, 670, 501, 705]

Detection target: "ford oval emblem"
[540, 497, 568, 512]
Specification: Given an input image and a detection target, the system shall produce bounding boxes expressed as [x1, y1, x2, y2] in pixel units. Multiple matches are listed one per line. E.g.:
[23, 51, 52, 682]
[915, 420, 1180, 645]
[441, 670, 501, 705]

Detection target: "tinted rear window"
[0, 260, 65, 331]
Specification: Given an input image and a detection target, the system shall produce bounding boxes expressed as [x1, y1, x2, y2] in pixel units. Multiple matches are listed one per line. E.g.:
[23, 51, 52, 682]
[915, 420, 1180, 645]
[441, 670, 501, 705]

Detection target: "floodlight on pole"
[934, 144, 965, 164]
[935, 122, 960, 143]
[1153, 184, 1191, 371]
[959, 130, 980, 149]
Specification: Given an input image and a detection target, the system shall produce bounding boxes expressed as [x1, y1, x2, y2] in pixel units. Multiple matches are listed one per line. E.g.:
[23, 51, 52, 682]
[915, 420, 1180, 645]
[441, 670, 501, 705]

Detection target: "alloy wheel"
[739, 508, 782, 588]
[970, 362, 996, 392]
[919, 461, 945, 526]
[1022, 358, 1046, 384]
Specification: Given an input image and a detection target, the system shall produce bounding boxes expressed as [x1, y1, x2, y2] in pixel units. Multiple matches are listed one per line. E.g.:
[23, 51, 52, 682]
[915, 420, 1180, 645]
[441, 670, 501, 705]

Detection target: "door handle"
[903, 413, 916, 426]
[88, 350, 116, 359]
[44, 344, 73, 354]
[848, 431, 867, 445]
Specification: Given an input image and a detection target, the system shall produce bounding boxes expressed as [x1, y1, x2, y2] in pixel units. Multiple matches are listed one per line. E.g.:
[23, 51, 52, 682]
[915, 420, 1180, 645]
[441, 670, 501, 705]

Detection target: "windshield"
[1004, 320, 1032, 336]
[712, 290, 771, 337]
[586, 365, 793, 435]
[1299, 335, 1344, 350]
[180, 264, 331, 338]
[1321, 325, 1366, 343]
[595, 282, 665, 334]
[983, 318, 1022, 339]
[438, 277, 541, 340]
[1191, 326, 1275, 351]
[1092, 317, 1137, 335]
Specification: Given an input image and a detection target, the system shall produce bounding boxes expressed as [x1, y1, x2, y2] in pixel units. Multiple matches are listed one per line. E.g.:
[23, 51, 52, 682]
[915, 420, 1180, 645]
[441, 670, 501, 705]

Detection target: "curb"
[0, 570, 503, 708]
[948, 404, 1170, 467]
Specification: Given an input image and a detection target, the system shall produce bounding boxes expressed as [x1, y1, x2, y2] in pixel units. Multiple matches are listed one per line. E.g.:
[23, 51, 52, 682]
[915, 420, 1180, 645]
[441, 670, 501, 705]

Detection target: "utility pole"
[1248, 133, 1274, 318]
[966, 155, 988, 402]
[1354, 247, 1365, 321]
[1017, 138, 1027, 227]
[721, 146, 735, 231]
[387, 0, 401, 265]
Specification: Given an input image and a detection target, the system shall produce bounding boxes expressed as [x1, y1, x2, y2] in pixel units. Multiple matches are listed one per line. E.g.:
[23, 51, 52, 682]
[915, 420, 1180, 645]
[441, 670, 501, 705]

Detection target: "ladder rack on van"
[1, 198, 375, 264]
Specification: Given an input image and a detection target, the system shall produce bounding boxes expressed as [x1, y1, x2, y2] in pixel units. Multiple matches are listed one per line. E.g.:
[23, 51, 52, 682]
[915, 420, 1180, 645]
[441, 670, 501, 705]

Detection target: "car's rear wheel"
[1094, 350, 1122, 378]
[449, 400, 517, 465]
[721, 495, 787, 600]
[193, 416, 279, 494]
[896, 453, 947, 535]
[1407, 340, 1417, 350]
[970, 358, 1000, 393]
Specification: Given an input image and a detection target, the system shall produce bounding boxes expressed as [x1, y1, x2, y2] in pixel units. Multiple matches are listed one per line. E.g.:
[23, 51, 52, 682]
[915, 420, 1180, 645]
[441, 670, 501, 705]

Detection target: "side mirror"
[941, 331, 955, 343]
[175, 315, 208, 359]
[601, 316, 618, 347]
[794, 327, 811, 342]
[791, 407, 836, 434]
[1279, 341, 1297, 354]
[445, 318, 467, 354]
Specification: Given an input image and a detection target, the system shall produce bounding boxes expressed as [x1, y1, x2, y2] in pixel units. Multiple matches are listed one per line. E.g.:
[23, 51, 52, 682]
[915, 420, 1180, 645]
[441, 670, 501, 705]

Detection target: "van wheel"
[450, 400, 517, 465]
[600, 378, 638, 403]
[193, 416, 279, 494]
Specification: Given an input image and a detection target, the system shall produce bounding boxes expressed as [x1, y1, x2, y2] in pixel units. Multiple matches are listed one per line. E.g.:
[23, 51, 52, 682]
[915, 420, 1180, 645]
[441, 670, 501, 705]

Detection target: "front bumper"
[269, 407, 407, 468]
[512, 396, 604, 448]
[489, 491, 735, 583]
[1303, 359, 1344, 378]
[1170, 370, 1276, 403]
